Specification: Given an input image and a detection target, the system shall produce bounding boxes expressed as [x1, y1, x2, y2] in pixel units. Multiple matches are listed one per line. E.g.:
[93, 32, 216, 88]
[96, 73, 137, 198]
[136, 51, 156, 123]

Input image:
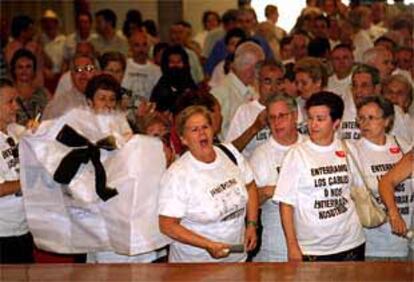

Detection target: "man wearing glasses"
[225, 60, 284, 158]
[339, 64, 412, 143]
[43, 54, 97, 120]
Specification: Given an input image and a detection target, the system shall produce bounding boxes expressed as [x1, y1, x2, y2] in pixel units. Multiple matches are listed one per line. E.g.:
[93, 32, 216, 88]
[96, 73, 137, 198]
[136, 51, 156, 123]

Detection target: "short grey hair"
[362, 47, 391, 66]
[265, 92, 298, 112]
[233, 41, 265, 71]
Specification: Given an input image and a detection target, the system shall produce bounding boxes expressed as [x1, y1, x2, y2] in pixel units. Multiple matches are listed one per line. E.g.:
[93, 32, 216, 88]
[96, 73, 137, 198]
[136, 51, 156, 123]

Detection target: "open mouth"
[199, 138, 209, 148]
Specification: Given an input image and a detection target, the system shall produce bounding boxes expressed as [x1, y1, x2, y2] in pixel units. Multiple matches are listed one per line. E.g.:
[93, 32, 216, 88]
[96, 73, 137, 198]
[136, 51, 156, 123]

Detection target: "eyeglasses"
[355, 115, 383, 124]
[268, 112, 291, 122]
[260, 77, 283, 86]
[73, 64, 95, 73]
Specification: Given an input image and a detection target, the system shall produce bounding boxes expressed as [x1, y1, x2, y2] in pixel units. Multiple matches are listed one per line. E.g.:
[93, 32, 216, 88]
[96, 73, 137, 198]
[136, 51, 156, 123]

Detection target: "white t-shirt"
[122, 59, 161, 102]
[225, 100, 270, 158]
[211, 72, 258, 138]
[326, 74, 352, 99]
[353, 30, 373, 63]
[348, 135, 413, 258]
[40, 33, 66, 74]
[273, 138, 365, 256]
[0, 124, 28, 237]
[158, 144, 254, 263]
[249, 135, 305, 262]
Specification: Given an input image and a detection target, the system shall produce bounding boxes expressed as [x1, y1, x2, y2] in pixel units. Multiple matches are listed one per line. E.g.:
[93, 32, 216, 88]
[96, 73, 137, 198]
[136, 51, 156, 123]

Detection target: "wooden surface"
[1, 262, 413, 282]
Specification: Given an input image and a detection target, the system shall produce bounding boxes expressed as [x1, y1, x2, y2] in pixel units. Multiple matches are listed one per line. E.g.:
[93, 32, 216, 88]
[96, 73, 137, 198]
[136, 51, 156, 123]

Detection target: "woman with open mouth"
[158, 105, 259, 263]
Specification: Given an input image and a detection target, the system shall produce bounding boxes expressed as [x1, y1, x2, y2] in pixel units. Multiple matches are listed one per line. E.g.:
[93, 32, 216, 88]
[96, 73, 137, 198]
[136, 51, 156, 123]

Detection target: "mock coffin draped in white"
[19, 108, 171, 255]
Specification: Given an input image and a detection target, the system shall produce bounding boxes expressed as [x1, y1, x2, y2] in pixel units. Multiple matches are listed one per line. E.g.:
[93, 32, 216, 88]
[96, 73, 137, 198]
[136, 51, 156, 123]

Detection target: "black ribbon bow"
[53, 125, 118, 201]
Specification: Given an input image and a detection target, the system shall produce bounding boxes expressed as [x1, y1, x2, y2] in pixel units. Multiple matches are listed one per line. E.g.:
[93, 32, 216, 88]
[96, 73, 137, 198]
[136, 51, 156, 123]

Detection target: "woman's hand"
[206, 241, 231, 259]
[389, 211, 407, 237]
[244, 225, 257, 251]
[136, 101, 156, 119]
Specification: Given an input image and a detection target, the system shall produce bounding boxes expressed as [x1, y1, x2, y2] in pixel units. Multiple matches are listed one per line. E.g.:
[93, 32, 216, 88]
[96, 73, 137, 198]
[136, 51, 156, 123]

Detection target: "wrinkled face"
[236, 53, 261, 86]
[357, 102, 389, 142]
[103, 61, 124, 83]
[395, 49, 413, 71]
[259, 66, 283, 101]
[90, 89, 117, 113]
[295, 71, 321, 100]
[374, 50, 394, 80]
[307, 105, 338, 145]
[14, 57, 35, 83]
[267, 100, 297, 141]
[129, 32, 149, 64]
[0, 86, 18, 125]
[181, 113, 214, 159]
[351, 72, 376, 105]
[71, 57, 96, 93]
[205, 14, 220, 31]
[383, 80, 410, 112]
[77, 15, 92, 35]
[330, 48, 354, 77]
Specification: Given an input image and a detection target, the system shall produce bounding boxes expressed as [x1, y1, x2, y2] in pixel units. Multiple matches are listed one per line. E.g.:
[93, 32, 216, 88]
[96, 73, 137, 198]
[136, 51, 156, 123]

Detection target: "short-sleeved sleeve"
[272, 148, 301, 206]
[225, 106, 244, 142]
[158, 168, 189, 219]
[343, 140, 365, 188]
[249, 145, 275, 187]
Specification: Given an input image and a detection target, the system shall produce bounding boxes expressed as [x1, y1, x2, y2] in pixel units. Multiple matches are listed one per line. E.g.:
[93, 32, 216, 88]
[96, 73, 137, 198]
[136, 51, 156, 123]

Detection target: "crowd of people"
[0, 0, 413, 264]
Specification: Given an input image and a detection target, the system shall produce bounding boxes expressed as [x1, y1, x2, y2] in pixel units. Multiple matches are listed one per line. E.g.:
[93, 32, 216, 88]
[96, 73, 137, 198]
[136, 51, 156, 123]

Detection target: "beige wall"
[90, 0, 158, 34]
[182, 0, 237, 34]
[1, 0, 237, 39]
[1, 0, 158, 36]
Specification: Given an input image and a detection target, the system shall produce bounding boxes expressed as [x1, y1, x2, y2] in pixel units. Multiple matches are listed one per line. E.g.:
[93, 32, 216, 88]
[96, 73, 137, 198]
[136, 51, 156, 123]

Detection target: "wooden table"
[1, 262, 413, 282]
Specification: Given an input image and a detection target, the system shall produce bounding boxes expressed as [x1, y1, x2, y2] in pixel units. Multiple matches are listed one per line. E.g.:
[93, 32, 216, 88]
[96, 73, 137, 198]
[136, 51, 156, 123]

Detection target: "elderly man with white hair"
[211, 41, 265, 138]
[362, 47, 394, 82]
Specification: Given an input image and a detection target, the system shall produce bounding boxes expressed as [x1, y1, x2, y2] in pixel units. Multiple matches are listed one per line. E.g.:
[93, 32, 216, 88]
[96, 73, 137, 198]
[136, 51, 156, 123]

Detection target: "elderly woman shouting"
[158, 105, 259, 262]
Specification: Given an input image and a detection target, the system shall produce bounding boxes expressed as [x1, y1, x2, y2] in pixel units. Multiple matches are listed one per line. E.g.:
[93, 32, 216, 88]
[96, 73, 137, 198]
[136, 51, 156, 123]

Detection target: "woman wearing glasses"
[348, 96, 412, 261]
